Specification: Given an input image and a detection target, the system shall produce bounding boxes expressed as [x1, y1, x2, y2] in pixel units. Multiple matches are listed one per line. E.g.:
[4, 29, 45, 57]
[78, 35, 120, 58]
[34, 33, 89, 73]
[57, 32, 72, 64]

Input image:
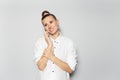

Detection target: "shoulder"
[35, 36, 45, 45]
[61, 36, 74, 45]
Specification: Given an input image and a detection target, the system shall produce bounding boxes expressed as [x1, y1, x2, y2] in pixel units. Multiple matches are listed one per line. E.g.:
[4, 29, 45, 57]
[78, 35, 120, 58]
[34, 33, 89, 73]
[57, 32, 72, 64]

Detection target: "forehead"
[42, 16, 55, 23]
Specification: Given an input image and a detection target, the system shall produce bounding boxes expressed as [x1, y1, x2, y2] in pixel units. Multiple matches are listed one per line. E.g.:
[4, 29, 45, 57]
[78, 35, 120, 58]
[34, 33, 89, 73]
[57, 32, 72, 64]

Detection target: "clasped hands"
[43, 32, 55, 60]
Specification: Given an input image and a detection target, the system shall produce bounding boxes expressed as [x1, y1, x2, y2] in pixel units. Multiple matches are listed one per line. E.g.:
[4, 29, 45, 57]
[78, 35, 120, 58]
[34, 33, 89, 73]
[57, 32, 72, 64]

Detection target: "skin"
[37, 15, 73, 73]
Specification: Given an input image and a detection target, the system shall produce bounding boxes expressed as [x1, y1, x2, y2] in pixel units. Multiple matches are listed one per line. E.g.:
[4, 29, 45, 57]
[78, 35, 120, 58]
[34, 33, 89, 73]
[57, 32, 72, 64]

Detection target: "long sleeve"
[34, 38, 45, 63]
[66, 40, 77, 71]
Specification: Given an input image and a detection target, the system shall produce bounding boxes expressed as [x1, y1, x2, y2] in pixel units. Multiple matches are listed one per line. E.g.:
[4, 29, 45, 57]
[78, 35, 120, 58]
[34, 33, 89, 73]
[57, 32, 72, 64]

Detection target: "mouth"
[49, 28, 54, 32]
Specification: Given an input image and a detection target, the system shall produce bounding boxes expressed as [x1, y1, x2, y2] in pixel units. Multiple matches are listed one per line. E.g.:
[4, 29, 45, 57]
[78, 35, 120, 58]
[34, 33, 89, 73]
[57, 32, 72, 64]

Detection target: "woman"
[34, 10, 77, 80]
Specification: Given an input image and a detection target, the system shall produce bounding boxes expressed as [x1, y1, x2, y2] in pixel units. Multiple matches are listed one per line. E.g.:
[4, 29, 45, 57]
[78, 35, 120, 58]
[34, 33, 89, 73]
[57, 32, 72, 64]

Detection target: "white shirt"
[34, 33, 77, 80]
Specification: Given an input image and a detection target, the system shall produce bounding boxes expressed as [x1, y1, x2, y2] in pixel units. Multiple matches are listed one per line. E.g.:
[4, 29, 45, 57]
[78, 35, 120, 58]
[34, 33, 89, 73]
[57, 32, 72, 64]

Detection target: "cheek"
[54, 23, 58, 28]
[54, 26, 59, 31]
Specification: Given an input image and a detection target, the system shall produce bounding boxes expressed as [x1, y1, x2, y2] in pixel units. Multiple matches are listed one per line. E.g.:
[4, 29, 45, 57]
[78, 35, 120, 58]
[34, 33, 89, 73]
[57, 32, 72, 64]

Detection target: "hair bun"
[41, 10, 57, 20]
[42, 10, 50, 17]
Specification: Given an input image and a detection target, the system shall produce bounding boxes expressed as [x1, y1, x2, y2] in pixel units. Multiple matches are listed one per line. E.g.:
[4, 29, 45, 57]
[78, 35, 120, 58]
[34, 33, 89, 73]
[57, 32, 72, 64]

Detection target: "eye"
[44, 23, 47, 27]
[50, 20, 53, 24]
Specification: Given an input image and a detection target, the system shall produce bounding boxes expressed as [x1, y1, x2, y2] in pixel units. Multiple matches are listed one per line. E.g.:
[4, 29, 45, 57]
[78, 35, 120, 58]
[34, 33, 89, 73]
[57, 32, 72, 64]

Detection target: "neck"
[50, 31, 60, 39]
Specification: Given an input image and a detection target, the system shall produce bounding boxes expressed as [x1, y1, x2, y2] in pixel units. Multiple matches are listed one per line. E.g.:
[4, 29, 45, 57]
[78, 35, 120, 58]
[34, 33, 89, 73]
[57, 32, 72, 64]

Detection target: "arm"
[37, 46, 52, 71]
[37, 48, 73, 73]
[37, 50, 49, 71]
[37, 32, 53, 71]
[50, 55, 73, 73]
[50, 40, 77, 73]
[38, 42, 73, 73]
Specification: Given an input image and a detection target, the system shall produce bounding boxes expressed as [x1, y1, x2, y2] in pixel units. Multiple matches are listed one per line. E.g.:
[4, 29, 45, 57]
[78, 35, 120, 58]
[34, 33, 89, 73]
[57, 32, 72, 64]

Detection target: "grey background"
[0, 0, 120, 80]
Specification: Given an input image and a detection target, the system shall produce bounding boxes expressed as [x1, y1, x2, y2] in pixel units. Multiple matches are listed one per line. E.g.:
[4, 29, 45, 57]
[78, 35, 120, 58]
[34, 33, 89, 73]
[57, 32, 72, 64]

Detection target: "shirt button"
[54, 41, 58, 44]
[52, 71, 54, 72]
[54, 47, 56, 49]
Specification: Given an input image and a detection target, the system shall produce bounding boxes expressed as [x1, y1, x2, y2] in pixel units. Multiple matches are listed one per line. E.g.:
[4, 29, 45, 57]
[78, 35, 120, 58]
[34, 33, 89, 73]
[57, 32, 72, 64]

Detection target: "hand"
[43, 47, 55, 59]
[44, 31, 53, 47]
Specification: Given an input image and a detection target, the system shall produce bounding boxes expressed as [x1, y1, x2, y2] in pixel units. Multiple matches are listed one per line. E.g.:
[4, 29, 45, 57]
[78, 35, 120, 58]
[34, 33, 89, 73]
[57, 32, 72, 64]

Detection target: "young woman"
[34, 10, 77, 80]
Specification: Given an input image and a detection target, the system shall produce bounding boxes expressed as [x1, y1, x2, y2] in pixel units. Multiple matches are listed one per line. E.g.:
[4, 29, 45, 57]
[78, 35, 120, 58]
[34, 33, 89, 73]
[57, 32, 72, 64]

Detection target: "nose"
[48, 24, 52, 29]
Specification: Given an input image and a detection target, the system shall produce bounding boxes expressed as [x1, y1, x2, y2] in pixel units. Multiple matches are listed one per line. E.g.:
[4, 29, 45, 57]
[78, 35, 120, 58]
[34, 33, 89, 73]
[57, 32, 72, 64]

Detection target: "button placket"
[52, 40, 59, 73]
[51, 62, 55, 72]
[53, 40, 58, 49]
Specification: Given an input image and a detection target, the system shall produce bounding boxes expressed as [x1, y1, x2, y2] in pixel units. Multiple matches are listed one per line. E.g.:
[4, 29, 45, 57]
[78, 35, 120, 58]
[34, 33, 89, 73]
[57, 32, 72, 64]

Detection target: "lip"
[49, 28, 54, 32]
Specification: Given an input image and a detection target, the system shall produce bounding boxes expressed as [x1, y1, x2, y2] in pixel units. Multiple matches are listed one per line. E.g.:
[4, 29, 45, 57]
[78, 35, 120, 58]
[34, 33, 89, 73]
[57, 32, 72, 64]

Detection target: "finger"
[44, 31, 47, 37]
[45, 31, 49, 37]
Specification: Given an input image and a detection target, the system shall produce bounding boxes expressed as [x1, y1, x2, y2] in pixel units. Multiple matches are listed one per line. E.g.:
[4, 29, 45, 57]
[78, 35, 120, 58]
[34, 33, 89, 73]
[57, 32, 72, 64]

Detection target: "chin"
[49, 32, 55, 35]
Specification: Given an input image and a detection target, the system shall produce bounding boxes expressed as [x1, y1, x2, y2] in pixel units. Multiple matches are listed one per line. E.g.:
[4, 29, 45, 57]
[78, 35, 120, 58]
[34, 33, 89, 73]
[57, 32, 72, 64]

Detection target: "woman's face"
[42, 15, 59, 35]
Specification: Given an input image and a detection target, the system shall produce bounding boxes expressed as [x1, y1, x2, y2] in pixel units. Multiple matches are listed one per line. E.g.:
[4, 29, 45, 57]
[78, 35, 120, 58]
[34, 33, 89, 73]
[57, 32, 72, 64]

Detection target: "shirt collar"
[50, 32, 62, 43]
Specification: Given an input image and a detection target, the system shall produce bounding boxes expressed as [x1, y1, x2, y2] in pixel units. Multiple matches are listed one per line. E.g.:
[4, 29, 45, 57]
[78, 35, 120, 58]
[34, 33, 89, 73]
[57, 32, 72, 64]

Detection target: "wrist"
[47, 45, 52, 48]
[42, 54, 49, 60]
[50, 55, 56, 62]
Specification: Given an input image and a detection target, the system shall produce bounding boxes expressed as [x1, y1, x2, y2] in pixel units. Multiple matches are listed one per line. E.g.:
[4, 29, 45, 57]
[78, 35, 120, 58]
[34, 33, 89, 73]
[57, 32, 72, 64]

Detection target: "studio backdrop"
[0, 0, 120, 80]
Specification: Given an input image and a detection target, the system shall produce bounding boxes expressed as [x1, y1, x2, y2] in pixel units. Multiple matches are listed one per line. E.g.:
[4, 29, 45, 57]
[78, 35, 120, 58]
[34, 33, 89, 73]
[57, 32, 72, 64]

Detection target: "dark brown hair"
[41, 10, 57, 20]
